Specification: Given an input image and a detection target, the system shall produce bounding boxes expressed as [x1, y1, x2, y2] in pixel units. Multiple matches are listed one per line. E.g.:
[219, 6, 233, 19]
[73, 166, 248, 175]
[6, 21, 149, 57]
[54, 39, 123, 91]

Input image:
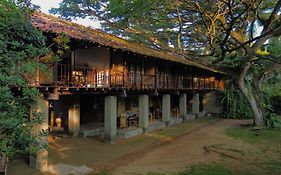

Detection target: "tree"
[0, 0, 48, 159]
[52, 0, 281, 127]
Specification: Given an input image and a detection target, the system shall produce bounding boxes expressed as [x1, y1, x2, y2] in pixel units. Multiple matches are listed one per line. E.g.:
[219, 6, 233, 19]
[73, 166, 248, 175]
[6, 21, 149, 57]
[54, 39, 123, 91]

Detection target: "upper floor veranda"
[29, 13, 224, 92]
[28, 46, 224, 91]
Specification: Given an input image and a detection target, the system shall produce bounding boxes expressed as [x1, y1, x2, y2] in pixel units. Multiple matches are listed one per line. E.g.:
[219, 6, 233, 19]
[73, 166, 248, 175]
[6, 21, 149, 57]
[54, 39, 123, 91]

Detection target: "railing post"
[53, 62, 58, 86]
[109, 69, 111, 87]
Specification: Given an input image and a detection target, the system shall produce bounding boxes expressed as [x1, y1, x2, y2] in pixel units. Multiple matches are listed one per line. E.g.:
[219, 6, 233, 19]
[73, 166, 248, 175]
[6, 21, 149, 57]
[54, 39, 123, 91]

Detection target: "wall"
[117, 97, 126, 117]
[144, 59, 155, 75]
[111, 50, 124, 66]
[75, 46, 110, 69]
[80, 95, 104, 124]
[117, 95, 139, 116]
[203, 92, 223, 114]
[53, 95, 80, 129]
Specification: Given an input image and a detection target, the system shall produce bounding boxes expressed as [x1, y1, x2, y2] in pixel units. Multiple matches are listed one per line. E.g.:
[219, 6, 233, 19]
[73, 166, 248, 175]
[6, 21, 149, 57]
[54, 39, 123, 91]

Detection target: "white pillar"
[162, 94, 171, 123]
[179, 93, 187, 120]
[139, 95, 149, 130]
[104, 96, 117, 144]
[192, 93, 200, 114]
[68, 105, 80, 137]
[29, 97, 48, 171]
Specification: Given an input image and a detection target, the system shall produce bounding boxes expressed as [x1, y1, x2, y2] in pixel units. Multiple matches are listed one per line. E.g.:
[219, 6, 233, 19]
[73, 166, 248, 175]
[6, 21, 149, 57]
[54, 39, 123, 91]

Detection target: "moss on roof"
[31, 12, 221, 73]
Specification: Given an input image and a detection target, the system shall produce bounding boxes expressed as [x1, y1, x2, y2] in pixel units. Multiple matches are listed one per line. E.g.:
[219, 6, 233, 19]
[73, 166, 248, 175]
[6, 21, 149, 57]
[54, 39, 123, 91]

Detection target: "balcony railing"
[33, 63, 224, 90]
[57, 64, 109, 87]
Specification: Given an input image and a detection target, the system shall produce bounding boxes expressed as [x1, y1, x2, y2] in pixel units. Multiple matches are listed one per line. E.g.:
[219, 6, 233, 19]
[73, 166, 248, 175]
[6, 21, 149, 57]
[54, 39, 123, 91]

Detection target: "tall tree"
[0, 0, 48, 159]
[52, 0, 281, 127]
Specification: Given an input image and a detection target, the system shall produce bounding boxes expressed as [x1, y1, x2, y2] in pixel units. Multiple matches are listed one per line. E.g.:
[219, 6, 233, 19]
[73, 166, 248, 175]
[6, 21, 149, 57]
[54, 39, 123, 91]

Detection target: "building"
[28, 12, 224, 170]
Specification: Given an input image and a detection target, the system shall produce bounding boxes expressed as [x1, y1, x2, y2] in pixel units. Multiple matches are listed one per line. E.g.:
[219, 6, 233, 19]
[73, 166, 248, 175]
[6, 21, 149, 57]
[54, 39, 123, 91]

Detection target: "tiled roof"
[31, 12, 221, 73]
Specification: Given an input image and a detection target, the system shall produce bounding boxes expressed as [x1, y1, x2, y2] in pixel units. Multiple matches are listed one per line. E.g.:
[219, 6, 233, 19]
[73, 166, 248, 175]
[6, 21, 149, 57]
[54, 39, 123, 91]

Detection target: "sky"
[31, 0, 101, 28]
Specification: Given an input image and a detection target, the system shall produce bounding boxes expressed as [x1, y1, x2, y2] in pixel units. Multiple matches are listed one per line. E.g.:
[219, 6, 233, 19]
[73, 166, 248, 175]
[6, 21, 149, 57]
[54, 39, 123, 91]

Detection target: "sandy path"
[112, 119, 252, 175]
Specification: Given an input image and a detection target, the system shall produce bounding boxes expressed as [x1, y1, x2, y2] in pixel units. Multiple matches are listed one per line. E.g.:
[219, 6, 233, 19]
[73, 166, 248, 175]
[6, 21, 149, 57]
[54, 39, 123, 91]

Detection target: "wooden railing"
[57, 64, 110, 87]
[34, 63, 224, 90]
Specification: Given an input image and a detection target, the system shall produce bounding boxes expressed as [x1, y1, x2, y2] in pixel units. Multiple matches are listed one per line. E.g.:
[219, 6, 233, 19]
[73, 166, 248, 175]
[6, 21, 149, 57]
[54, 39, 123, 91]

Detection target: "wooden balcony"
[32, 64, 224, 91]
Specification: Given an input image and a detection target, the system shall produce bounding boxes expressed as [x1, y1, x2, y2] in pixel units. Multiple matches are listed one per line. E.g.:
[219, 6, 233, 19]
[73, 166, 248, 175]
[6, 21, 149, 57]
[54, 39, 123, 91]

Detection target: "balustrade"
[32, 63, 224, 90]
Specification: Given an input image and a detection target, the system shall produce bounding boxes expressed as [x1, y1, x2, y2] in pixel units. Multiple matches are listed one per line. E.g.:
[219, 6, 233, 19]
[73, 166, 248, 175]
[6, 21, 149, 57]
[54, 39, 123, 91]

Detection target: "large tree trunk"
[239, 85, 264, 127]
[238, 62, 265, 127]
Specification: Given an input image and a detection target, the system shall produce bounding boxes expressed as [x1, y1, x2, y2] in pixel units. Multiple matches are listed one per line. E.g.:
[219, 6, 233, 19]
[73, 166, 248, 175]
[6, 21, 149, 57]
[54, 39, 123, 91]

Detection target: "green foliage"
[271, 96, 281, 114]
[220, 81, 253, 119]
[262, 73, 281, 128]
[51, 0, 281, 128]
[267, 38, 281, 58]
[265, 158, 281, 175]
[266, 114, 281, 129]
[50, 0, 210, 51]
[0, 0, 48, 159]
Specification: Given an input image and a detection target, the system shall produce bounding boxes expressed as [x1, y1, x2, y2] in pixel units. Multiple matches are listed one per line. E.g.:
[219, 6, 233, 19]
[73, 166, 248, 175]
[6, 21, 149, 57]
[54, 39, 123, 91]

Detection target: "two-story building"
[28, 12, 224, 170]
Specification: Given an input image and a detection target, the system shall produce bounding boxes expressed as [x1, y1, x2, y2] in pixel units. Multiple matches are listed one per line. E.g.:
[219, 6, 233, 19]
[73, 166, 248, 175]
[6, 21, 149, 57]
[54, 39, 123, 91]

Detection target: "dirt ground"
[111, 119, 255, 175]
[8, 118, 274, 175]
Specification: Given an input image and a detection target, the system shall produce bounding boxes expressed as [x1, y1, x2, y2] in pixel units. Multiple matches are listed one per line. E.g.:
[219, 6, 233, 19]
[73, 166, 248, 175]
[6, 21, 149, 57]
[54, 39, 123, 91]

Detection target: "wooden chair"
[128, 114, 138, 127]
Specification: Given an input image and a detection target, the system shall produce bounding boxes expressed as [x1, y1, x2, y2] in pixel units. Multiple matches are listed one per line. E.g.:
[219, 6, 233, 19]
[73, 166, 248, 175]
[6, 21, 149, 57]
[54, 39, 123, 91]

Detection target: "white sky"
[31, 0, 101, 28]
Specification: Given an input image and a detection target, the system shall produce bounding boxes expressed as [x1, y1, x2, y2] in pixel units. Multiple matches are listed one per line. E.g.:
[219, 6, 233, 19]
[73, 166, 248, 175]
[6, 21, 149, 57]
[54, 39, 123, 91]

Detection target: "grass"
[177, 164, 235, 175]
[93, 164, 254, 175]
[157, 117, 214, 137]
[265, 158, 281, 175]
[157, 122, 193, 137]
[144, 164, 253, 175]
[225, 127, 281, 144]
[225, 126, 281, 175]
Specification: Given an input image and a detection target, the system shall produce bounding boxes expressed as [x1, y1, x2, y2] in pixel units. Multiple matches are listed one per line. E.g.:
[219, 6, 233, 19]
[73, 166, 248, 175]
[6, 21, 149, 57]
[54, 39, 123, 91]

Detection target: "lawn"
[175, 126, 281, 175]
[146, 125, 281, 175]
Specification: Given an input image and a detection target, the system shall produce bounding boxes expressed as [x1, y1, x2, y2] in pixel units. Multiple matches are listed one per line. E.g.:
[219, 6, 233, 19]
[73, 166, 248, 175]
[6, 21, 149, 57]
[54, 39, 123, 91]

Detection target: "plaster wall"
[53, 95, 80, 128]
[75, 46, 110, 69]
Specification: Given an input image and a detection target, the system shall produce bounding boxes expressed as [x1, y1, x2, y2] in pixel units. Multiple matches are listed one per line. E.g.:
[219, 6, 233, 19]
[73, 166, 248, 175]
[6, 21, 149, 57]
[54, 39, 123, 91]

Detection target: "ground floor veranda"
[29, 90, 222, 171]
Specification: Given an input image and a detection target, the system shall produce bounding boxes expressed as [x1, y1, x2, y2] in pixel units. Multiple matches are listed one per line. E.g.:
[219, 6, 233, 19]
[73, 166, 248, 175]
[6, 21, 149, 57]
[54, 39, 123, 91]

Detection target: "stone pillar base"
[68, 105, 80, 137]
[29, 150, 48, 171]
[104, 135, 116, 144]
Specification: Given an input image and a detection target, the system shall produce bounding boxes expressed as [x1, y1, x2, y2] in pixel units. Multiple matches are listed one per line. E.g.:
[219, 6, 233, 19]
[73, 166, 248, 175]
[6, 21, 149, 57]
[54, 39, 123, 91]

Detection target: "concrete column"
[104, 96, 117, 144]
[162, 94, 171, 123]
[139, 95, 149, 130]
[68, 105, 80, 137]
[192, 93, 200, 114]
[29, 97, 48, 171]
[179, 93, 187, 120]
